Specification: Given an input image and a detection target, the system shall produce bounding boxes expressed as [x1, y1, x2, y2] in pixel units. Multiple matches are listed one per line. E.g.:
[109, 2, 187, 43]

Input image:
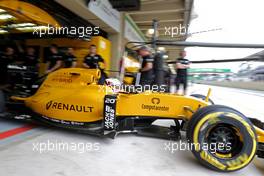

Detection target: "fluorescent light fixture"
[16, 25, 49, 31]
[163, 55, 169, 59]
[146, 28, 159, 37]
[158, 47, 166, 51]
[0, 9, 6, 13]
[9, 23, 36, 28]
[33, 26, 49, 29]
[0, 29, 8, 34]
[0, 14, 15, 20]
[147, 29, 154, 35]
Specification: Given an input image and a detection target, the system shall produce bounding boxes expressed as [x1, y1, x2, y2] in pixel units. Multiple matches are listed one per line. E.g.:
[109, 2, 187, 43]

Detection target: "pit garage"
[0, 0, 264, 176]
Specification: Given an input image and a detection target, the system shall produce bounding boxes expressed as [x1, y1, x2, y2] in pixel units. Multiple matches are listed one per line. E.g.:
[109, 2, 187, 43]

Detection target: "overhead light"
[191, 11, 198, 20]
[33, 26, 49, 30]
[83, 38, 91, 41]
[158, 47, 166, 51]
[0, 14, 15, 20]
[0, 29, 8, 34]
[0, 9, 6, 13]
[8, 23, 36, 28]
[147, 29, 154, 35]
[163, 55, 169, 59]
[16, 25, 49, 31]
[146, 28, 159, 38]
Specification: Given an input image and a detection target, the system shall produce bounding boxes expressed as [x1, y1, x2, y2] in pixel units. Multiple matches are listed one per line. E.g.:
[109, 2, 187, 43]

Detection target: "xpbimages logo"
[164, 140, 232, 154]
[32, 140, 100, 154]
[33, 24, 100, 37]
[99, 84, 167, 93]
[163, 24, 222, 38]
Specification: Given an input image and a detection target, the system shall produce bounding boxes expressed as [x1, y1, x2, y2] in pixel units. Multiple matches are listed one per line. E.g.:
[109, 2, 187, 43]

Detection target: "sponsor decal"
[104, 95, 117, 130]
[42, 115, 85, 126]
[151, 97, 160, 104]
[46, 101, 93, 112]
[141, 97, 169, 111]
[51, 78, 72, 83]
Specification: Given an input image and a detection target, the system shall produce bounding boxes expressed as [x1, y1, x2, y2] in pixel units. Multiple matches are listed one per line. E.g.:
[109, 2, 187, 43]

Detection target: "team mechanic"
[137, 46, 154, 87]
[63, 47, 77, 68]
[83, 45, 107, 85]
[175, 51, 191, 95]
[45, 44, 63, 74]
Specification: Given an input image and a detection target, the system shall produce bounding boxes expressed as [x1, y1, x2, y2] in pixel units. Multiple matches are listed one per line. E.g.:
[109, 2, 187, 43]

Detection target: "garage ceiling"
[127, 0, 193, 60]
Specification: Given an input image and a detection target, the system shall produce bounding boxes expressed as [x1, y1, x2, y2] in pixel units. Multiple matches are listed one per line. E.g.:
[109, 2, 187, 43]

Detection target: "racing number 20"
[105, 98, 116, 104]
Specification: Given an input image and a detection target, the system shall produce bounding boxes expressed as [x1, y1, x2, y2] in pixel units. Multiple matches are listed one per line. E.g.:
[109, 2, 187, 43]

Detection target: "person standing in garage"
[138, 46, 154, 87]
[63, 47, 77, 68]
[23, 47, 39, 70]
[45, 44, 63, 74]
[83, 45, 106, 85]
[0, 47, 16, 86]
[175, 51, 190, 95]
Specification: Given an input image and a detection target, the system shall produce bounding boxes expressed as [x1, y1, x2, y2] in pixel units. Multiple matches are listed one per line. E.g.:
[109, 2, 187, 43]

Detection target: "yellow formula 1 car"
[1, 68, 264, 172]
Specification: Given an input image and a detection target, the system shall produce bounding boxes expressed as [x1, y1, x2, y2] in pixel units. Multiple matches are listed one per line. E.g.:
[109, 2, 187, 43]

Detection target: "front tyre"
[187, 105, 257, 172]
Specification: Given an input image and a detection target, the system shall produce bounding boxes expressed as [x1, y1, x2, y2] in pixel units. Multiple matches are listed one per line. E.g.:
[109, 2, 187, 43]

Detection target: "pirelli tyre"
[190, 94, 214, 104]
[187, 105, 257, 172]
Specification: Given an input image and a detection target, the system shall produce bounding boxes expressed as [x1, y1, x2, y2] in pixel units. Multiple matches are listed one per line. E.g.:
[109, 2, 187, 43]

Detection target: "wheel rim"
[207, 124, 243, 158]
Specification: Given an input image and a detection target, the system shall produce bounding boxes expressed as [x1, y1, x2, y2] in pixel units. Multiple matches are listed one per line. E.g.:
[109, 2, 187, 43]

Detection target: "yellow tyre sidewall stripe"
[192, 111, 257, 171]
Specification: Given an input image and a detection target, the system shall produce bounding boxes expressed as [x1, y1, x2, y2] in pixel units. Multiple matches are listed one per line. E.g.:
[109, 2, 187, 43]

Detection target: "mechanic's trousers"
[175, 76, 187, 91]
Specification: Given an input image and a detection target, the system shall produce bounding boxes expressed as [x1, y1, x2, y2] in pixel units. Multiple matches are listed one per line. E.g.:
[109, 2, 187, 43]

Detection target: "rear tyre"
[187, 105, 257, 172]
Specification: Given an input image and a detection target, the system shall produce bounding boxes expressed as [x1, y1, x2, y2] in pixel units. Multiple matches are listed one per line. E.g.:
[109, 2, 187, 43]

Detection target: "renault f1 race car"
[0, 68, 264, 172]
